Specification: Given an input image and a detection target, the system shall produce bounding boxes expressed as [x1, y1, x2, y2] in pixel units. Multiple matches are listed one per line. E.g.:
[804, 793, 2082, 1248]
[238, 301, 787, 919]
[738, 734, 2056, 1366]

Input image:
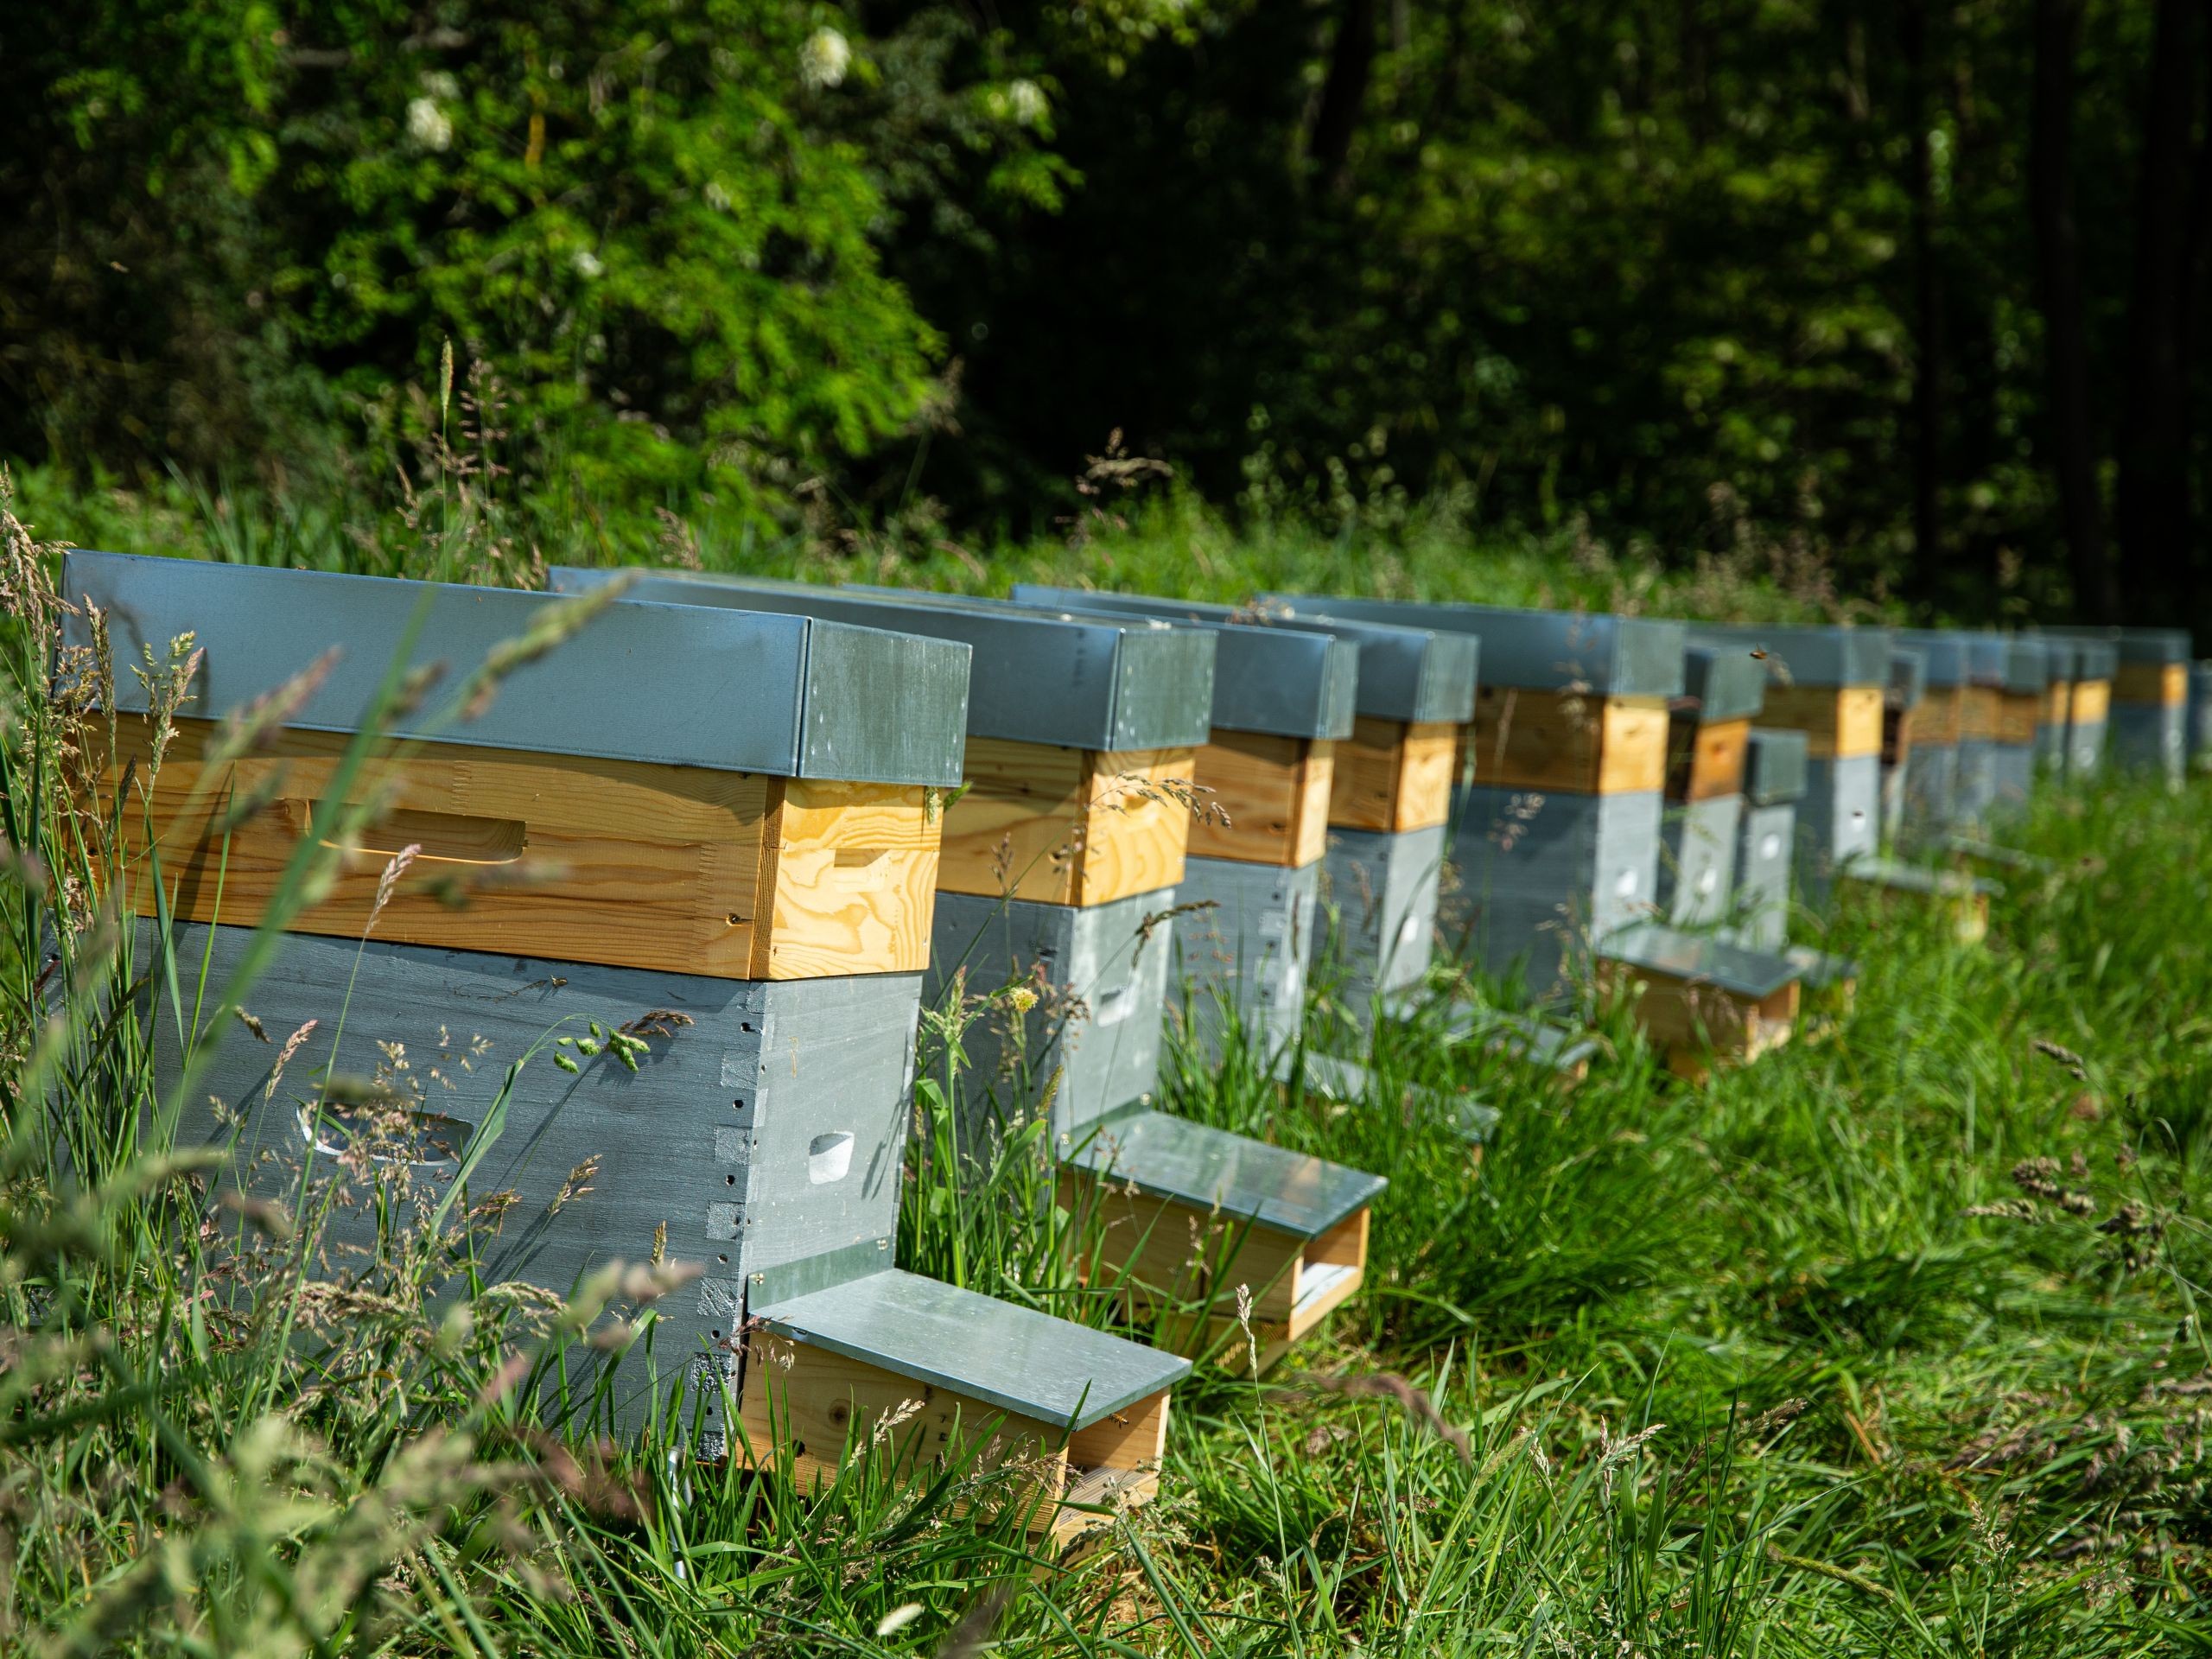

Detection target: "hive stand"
[77, 552, 1189, 1542]
[1001, 586, 1363, 1060]
[1882, 645, 1926, 846]
[1595, 923, 1800, 1080]
[1990, 636, 2050, 815]
[2057, 637, 2114, 778]
[552, 572, 1389, 1368]
[2035, 639, 2076, 773]
[1836, 859, 1997, 944]
[1689, 623, 1888, 902]
[2050, 626, 2187, 785]
[1656, 645, 1766, 927]
[1893, 631, 1967, 839]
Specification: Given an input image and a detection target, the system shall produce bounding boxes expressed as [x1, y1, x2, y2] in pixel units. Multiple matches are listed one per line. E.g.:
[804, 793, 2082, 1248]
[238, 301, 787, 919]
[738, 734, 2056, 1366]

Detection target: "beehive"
[1004, 585, 1363, 1056]
[1270, 599, 1677, 997]
[2061, 637, 2115, 778]
[1991, 636, 2050, 814]
[1883, 644, 1927, 844]
[2048, 626, 2186, 785]
[79, 551, 1190, 1540]
[1595, 924, 1800, 1080]
[2035, 638, 2076, 772]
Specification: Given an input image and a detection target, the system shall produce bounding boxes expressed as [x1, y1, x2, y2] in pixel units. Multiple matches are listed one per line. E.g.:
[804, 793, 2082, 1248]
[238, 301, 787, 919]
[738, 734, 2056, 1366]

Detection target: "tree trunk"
[2031, 0, 2116, 620]
[1901, 0, 1946, 578]
[2115, 0, 2204, 625]
[1307, 0, 1379, 196]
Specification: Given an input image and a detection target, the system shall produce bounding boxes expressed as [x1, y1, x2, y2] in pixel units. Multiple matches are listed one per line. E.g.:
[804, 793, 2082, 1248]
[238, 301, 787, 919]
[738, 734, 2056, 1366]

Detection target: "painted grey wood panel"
[927, 887, 1175, 1144]
[1796, 755, 1882, 898]
[1317, 823, 1446, 1012]
[998, 589, 1359, 741]
[2191, 664, 2212, 772]
[1601, 922, 1799, 999]
[1744, 729, 1808, 806]
[1440, 787, 1661, 993]
[1682, 646, 1767, 721]
[1271, 598, 1681, 696]
[1731, 801, 1796, 951]
[551, 569, 1215, 752]
[1005, 585, 1479, 726]
[1687, 622, 1889, 688]
[1171, 855, 1319, 1058]
[68, 550, 969, 787]
[1067, 1107, 1383, 1239]
[1893, 630, 1967, 688]
[751, 1267, 1188, 1432]
[1657, 796, 1741, 926]
[137, 922, 922, 1439]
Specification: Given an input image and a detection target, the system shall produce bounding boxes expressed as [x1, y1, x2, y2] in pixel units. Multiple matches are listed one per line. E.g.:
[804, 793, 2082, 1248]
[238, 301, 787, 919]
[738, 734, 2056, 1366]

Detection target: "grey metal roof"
[955, 589, 1357, 741]
[1010, 585, 1477, 724]
[1599, 921, 1801, 998]
[1889, 646, 1927, 709]
[2000, 636, 2049, 694]
[1269, 597, 1680, 696]
[751, 1267, 1189, 1430]
[1686, 622, 1890, 688]
[1960, 633, 2010, 686]
[1847, 857, 1999, 899]
[2045, 624, 2193, 664]
[1782, 944, 1859, 991]
[66, 550, 969, 786]
[1743, 728, 1809, 804]
[551, 569, 1212, 751]
[1066, 1107, 1385, 1238]
[1893, 630, 1967, 686]
[2068, 639, 2118, 679]
[1681, 645, 1767, 721]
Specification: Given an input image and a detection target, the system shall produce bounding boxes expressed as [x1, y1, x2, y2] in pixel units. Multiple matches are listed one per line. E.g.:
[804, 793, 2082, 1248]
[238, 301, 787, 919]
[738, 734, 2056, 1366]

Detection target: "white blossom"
[406, 97, 453, 153]
[1007, 79, 1048, 127]
[798, 27, 851, 90]
[573, 249, 604, 280]
[422, 71, 461, 102]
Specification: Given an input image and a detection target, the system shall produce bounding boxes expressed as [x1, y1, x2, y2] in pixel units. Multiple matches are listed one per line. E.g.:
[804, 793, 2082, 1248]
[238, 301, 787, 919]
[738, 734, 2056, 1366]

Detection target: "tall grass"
[2, 473, 2206, 1654]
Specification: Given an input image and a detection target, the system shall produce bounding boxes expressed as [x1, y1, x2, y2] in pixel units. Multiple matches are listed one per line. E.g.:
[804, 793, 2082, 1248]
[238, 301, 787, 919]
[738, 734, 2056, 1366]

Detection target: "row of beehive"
[69, 548, 2196, 1541]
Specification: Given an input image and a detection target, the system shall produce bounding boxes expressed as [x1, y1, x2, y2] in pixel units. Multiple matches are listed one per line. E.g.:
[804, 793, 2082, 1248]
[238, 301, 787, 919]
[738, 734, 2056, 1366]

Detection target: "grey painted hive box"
[1172, 855, 1319, 1058]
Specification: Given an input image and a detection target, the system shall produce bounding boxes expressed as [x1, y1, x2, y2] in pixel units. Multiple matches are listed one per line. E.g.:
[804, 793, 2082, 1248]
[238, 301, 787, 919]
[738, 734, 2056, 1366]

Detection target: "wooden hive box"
[1267, 598, 1681, 1000]
[1056, 1107, 1385, 1369]
[1594, 923, 1801, 1081]
[1656, 645, 1766, 927]
[68, 552, 968, 980]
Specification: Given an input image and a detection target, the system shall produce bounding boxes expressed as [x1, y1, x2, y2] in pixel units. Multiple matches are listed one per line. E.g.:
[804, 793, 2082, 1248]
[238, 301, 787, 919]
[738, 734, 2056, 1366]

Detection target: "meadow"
[1, 471, 2206, 1656]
